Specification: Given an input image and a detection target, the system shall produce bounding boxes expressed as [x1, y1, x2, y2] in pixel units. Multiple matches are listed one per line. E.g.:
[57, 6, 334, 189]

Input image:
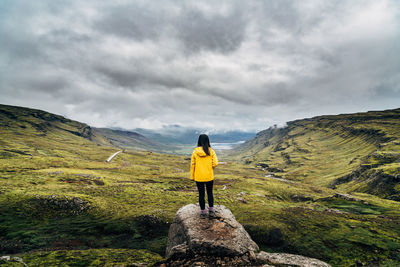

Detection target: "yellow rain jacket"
[190, 146, 218, 182]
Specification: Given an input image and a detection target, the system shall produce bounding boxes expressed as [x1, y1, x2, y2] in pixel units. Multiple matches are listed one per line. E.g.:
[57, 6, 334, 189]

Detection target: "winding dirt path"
[106, 151, 122, 162]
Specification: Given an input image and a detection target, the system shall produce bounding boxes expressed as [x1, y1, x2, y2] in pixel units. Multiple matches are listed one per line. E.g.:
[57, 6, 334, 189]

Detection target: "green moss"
[0, 249, 163, 267]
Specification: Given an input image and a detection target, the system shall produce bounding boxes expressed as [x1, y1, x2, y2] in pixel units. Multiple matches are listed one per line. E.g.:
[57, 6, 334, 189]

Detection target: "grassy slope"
[231, 108, 400, 200]
[0, 105, 399, 266]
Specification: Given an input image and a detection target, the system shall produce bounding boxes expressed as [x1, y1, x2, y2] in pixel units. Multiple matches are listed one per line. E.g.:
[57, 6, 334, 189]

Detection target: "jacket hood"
[194, 146, 211, 157]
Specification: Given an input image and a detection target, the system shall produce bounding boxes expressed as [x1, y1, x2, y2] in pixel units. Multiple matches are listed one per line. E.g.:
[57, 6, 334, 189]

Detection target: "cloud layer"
[1, 0, 399, 132]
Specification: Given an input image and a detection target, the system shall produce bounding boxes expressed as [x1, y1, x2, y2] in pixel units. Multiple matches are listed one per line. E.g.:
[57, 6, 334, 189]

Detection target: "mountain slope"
[0, 104, 165, 156]
[0, 104, 113, 161]
[94, 127, 171, 152]
[232, 108, 400, 200]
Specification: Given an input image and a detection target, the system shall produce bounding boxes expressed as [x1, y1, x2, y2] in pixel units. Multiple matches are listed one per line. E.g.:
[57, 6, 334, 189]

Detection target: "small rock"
[256, 251, 331, 267]
[48, 171, 63, 175]
[291, 194, 314, 202]
[249, 251, 256, 261]
[237, 197, 247, 203]
[169, 244, 189, 257]
[267, 167, 284, 172]
[370, 228, 378, 234]
[325, 208, 347, 214]
[0, 256, 29, 267]
[256, 163, 269, 168]
[334, 193, 367, 203]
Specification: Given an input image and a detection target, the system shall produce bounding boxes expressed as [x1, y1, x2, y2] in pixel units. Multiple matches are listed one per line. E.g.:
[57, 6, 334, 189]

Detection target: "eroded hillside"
[231, 108, 400, 200]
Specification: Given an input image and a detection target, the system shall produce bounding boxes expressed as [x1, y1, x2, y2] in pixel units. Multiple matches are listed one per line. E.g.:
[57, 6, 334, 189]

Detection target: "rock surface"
[257, 251, 331, 267]
[160, 204, 331, 267]
[0, 256, 28, 267]
[165, 204, 259, 258]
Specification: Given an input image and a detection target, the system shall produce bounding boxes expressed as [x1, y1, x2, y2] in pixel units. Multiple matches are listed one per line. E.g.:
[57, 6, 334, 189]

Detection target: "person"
[190, 134, 218, 218]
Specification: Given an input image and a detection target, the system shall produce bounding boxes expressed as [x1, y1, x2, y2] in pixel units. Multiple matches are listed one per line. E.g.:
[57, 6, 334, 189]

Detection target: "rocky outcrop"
[165, 204, 258, 258]
[160, 204, 331, 267]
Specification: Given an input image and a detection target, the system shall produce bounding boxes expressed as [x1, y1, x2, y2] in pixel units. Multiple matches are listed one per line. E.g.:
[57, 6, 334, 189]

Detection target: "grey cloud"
[94, 65, 145, 88]
[254, 1, 341, 41]
[0, 0, 399, 132]
[38, 29, 92, 49]
[94, 3, 166, 41]
[205, 83, 304, 106]
[0, 27, 43, 61]
[260, 84, 303, 105]
[93, 1, 247, 54]
[23, 76, 70, 95]
[256, 0, 302, 31]
[93, 59, 191, 90]
[176, 8, 247, 54]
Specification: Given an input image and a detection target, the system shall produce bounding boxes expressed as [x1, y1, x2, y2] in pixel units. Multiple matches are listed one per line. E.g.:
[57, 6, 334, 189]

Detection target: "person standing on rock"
[190, 134, 218, 218]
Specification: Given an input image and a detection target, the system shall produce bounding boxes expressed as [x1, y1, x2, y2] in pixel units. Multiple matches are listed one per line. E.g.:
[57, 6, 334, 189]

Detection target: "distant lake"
[211, 141, 245, 150]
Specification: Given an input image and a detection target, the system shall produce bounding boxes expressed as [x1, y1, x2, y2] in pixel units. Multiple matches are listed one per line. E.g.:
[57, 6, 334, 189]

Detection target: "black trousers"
[196, 180, 214, 210]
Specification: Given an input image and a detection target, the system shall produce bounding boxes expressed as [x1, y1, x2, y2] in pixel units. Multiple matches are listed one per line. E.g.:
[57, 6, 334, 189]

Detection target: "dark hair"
[197, 134, 211, 155]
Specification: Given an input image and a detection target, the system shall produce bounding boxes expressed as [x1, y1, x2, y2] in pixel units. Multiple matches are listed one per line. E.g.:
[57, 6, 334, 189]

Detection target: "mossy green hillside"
[0, 104, 167, 156]
[1, 104, 400, 266]
[232, 108, 400, 200]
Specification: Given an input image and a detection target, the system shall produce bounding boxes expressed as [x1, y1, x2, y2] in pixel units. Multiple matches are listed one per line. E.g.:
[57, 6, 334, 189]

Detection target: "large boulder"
[165, 204, 258, 258]
[161, 204, 331, 267]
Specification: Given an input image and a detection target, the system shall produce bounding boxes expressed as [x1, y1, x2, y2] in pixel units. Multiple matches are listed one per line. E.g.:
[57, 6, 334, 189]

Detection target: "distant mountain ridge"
[94, 127, 171, 151]
[132, 126, 256, 145]
[232, 108, 400, 200]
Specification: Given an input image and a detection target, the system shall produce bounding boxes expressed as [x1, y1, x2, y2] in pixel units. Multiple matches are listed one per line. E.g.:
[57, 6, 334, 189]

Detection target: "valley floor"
[1, 147, 400, 266]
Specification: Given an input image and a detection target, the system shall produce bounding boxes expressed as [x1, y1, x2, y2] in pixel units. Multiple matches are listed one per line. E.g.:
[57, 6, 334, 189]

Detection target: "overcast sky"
[1, 0, 399, 132]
